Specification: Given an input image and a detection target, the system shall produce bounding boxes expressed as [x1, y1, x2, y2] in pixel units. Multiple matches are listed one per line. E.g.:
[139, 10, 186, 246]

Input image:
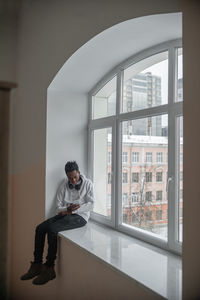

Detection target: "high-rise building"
[123, 72, 162, 136]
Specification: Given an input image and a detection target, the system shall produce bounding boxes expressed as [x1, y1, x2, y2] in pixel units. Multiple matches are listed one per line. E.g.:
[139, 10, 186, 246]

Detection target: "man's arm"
[56, 181, 68, 214]
[72, 181, 94, 214]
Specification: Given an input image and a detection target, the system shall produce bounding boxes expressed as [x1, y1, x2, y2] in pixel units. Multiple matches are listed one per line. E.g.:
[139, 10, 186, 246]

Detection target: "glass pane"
[93, 128, 112, 217]
[178, 116, 183, 242]
[176, 48, 183, 102]
[122, 52, 168, 113]
[121, 115, 168, 240]
[92, 76, 116, 119]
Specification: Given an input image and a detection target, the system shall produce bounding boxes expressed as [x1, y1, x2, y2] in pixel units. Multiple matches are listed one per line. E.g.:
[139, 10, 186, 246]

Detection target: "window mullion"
[168, 110, 176, 251]
[168, 46, 179, 253]
[115, 70, 123, 228]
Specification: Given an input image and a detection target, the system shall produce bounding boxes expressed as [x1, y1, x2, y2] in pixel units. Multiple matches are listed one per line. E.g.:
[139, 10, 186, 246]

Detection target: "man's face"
[67, 170, 80, 185]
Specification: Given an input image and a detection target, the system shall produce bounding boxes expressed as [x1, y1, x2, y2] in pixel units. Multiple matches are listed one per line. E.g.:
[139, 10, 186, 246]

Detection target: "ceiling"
[49, 13, 182, 94]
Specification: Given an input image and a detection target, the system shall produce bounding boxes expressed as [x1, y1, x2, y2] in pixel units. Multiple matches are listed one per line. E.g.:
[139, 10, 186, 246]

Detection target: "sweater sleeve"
[56, 181, 67, 214]
[73, 181, 94, 214]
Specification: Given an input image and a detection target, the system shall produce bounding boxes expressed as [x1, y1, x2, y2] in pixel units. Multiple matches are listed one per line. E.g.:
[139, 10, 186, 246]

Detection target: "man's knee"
[48, 225, 58, 236]
[36, 221, 48, 233]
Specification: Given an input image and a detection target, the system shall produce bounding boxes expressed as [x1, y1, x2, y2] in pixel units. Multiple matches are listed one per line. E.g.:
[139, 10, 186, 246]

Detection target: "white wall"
[46, 90, 88, 217]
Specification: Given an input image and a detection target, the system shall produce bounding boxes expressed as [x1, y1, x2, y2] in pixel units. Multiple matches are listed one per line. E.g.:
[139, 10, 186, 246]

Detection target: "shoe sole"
[32, 275, 56, 285]
[20, 273, 41, 280]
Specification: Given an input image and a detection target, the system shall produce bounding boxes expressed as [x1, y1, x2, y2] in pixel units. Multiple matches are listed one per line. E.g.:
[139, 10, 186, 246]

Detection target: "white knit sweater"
[56, 174, 94, 222]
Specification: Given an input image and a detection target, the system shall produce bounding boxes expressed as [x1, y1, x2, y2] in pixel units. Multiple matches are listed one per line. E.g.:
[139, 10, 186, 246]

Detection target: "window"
[108, 172, 111, 184]
[122, 173, 128, 184]
[132, 212, 139, 223]
[156, 191, 163, 201]
[156, 210, 162, 220]
[132, 192, 139, 203]
[92, 128, 112, 218]
[89, 41, 183, 254]
[145, 172, 152, 182]
[132, 172, 139, 183]
[146, 152, 152, 163]
[92, 76, 117, 119]
[132, 152, 139, 163]
[123, 193, 128, 205]
[122, 152, 128, 163]
[156, 152, 163, 163]
[108, 152, 111, 164]
[156, 172, 163, 182]
[145, 211, 152, 221]
[146, 191, 152, 202]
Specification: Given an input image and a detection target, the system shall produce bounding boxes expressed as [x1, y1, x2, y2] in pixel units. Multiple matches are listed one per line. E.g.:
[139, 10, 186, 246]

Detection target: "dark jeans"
[34, 214, 87, 266]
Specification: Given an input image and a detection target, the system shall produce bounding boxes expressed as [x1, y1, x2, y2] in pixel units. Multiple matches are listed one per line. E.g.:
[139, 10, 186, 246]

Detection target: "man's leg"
[32, 214, 86, 285]
[21, 215, 62, 280]
[45, 214, 87, 266]
[33, 215, 62, 264]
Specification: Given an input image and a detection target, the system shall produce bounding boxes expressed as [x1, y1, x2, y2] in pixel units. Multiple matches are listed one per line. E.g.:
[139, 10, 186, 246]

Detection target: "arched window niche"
[88, 41, 183, 255]
[46, 13, 182, 255]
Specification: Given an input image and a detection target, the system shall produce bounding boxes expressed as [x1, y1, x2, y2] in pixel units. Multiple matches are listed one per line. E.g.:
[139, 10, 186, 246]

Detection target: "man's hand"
[69, 204, 80, 211]
[59, 204, 80, 216]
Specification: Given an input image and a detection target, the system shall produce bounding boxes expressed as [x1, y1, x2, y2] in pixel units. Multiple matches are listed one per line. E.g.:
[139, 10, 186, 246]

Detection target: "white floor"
[59, 220, 182, 299]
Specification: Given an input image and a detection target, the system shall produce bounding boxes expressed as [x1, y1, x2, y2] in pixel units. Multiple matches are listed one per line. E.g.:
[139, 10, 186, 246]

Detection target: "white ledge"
[59, 220, 182, 300]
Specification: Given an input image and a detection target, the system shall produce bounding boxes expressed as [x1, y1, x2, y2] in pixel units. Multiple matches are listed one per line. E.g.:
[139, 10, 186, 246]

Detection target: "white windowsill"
[59, 220, 182, 300]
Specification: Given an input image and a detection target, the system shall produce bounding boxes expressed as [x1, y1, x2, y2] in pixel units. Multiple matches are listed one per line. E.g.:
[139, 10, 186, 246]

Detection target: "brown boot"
[20, 262, 43, 280]
[32, 265, 56, 285]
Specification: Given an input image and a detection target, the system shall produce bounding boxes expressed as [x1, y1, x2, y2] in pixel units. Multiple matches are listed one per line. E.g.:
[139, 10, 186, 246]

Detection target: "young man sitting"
[21, 161, 94, 285]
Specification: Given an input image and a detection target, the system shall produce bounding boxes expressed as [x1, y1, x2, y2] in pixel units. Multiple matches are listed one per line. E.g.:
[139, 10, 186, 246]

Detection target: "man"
[21, 161, 94, 285]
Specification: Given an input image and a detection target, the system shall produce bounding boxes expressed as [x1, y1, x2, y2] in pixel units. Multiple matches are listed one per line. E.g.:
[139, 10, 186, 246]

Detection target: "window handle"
[166, 176, 173, 193]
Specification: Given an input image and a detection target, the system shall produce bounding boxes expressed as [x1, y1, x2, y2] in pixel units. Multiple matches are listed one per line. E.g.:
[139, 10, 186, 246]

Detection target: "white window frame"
[88, 39, 183, 255]
[132, 172, 139, 183]
[132, 152, 139, 163]
[156, 152, 163, 163]
[156, 171, 163, 182]
[132, 192, 139, 203]
[146, 152, 153, 163]
[122, 151, 128, 164]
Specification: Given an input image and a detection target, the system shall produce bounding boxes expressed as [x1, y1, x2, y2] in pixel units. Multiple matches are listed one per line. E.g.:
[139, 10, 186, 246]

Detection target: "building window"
[132, 212, 139, 223]
[132, 152, 139, 163]
[156, 210, 162, 220]
[145, 172, 152, 182]
[156, 172, 163, 182]
[132, 172, 139, 183]
[146, 152, 152, 163]
[122, 152, 128, 163]
[108, 172, 111, 184]
[107, 194, 111, 208]
[108, 152, 111, 164]
[122, 173, 128, 184]
[156, 152, 163, 163]
[122, 193, 128, 205]
[145, 191, 152, 202]
[123, 214, 128, 223]
[132, 192, 139, 203]
[156, 191, 162, 201]
[145, 211, 152, 221]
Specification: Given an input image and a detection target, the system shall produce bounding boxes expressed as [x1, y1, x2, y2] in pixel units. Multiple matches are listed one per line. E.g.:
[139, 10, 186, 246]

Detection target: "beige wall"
[181, 0, 200, 299]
